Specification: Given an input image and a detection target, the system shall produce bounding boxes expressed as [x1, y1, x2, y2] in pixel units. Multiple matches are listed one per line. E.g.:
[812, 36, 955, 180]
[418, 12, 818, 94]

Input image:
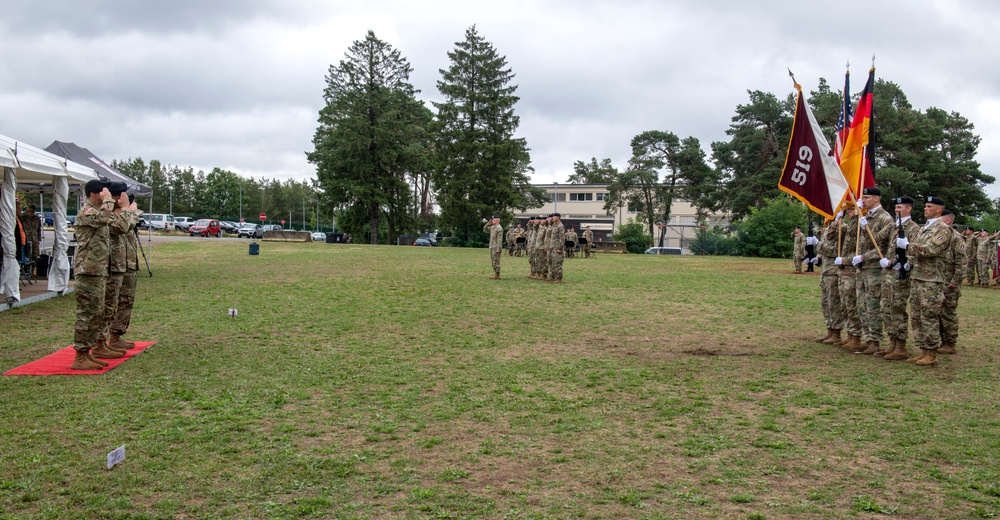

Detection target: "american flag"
[834, 70, 852, 164]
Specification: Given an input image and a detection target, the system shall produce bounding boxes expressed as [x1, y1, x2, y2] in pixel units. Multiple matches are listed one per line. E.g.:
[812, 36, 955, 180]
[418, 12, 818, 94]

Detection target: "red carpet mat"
[3, 341, 157, 376]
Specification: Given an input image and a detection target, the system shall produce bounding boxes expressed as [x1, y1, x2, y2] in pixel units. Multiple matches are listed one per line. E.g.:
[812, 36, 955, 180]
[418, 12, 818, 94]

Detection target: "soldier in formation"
[792, 226, 805, 273]
[817, 193, 970, 367]
[98, 183, 142, 355]
[110, 194, 143, 351]
[484, 216, 503, 280]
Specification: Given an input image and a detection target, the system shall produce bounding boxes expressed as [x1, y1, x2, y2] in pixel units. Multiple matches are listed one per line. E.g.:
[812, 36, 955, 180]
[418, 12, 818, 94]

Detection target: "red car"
[189, 219, 222, 237]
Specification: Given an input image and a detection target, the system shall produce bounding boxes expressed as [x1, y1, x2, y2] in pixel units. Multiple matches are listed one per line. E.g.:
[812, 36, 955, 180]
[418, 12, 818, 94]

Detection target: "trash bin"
[249, 242, 259, 255]
[36, 254, 50, 278]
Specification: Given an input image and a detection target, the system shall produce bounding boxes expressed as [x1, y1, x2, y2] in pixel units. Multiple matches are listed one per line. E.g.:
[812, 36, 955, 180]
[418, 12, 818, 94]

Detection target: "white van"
[142, 213, 175, 231]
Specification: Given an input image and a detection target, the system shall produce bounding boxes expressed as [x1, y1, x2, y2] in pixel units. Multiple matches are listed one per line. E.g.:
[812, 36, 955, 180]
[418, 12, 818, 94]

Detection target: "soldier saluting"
[69, 180, 125, 370]
[898, 196, 951, 366]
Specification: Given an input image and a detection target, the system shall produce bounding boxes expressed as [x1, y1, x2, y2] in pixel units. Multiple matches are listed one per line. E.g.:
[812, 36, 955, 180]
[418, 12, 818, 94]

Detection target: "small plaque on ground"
[107, 445, 125, 469]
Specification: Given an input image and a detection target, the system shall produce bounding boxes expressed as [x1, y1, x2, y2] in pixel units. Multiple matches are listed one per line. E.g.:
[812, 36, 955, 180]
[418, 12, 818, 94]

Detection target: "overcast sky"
[2, 0, 998, 199]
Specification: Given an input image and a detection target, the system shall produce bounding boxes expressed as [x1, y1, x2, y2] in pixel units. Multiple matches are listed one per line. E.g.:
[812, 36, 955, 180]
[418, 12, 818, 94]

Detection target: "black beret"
[942, 209, 954, 217]
[966, 226, 974, 231]
[863, 187, 881, 196]
[552, 212, 561, 218]
[108, 182, 129, 196]
[980, 228, 988, 233]
[84, 179, 111, 194]
[926, 196, 945, 206]
[894, 196, 914, 205]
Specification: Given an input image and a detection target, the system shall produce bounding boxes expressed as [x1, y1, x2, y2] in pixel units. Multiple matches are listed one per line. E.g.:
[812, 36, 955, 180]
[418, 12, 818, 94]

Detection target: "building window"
[596, 193, 608, 201]
[550, 192, 566, 202]
[569, 193, 593, 202]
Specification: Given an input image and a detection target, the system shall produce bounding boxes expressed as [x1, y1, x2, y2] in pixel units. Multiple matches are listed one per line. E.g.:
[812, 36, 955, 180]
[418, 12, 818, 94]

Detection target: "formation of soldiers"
[964, 227, 1000, 287]
[486, 213, 587, 282]
[69, 180, 144, 370]
[811, 188, 989, 367]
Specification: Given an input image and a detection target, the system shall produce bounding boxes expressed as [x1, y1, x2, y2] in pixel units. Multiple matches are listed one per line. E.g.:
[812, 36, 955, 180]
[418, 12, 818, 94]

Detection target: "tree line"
[103, 29, 996, 249]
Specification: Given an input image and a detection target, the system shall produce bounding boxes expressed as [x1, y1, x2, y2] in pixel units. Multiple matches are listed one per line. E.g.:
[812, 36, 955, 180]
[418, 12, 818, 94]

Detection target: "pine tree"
[433, 25, 543, 245]
[307, 30, 425, 244]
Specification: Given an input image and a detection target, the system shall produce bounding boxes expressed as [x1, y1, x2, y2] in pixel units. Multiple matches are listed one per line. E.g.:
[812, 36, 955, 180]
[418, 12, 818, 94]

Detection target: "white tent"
[2, 134, 98, 304]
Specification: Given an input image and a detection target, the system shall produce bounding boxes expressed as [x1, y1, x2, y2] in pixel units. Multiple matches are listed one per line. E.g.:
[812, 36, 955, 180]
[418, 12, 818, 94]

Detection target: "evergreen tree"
[433, 25, 544, 245]
[567, 158, 618, 184]
[307, 30, 424, 244]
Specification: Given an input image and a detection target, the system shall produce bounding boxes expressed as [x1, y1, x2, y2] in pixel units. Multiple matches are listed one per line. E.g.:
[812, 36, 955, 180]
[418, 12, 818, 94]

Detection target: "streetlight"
[168, 187, 173, 216]
[553, 182, 558, 213]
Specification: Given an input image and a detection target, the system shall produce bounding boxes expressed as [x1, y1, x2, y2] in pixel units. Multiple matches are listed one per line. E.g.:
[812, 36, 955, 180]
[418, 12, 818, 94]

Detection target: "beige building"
[514, 183, 729, 253]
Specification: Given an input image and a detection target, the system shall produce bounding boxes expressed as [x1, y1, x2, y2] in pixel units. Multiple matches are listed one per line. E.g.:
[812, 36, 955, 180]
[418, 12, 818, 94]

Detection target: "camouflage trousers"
[112, 270, 138, 335]
[793, 254, 803, 272]
[939, 284, 961, 346]
[820, 275, 843, 330]
[837, 271, 861, 337]
[910, 279, 945, 350]
[538, 249, 550, 278]
[977, 260, 993, 286]
[856, 268, 884, 343]
[583, 244, 591, 258]
[879, 272, 911, 341]
[490, 248, 501, 275]
[73, 274, 107, 352]
[548, 249, 564, 280]
[99, 273, 125, 341]
[966, 258, 978, 284]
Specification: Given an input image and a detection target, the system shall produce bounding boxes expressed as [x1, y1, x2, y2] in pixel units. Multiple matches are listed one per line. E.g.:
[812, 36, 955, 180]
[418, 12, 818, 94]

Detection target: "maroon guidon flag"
[778, 82, 851, 220]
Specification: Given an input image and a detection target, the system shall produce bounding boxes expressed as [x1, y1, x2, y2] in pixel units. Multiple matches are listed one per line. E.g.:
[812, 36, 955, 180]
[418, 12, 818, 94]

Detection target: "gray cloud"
[2, 0, 998, 199]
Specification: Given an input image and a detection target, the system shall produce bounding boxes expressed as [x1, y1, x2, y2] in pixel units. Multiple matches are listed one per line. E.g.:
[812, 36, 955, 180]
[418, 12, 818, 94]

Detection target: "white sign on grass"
[106, 445, 125, 469]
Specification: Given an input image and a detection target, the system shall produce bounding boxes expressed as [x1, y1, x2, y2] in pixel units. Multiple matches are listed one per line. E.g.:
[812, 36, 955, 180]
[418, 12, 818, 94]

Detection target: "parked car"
[173, 216, 195, 231]
[141, 213, 175, 231]
[238, 223, 264, 239]
[262, 224, 283, 232]
[220, 221, 240, 234]
[413, 238, 435, 246]
[310, 231, 327, 241]
[418, 233, 439, 246]
[189, 219, 222, 237]
[644, 246, 682, 255]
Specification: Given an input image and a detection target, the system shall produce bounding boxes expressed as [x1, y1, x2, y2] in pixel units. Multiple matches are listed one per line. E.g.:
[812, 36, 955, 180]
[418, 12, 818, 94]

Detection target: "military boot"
[938, 344, 957, 354]
[842, 335, 862, 350]
[833, 333, 851, 346]
[109, 333, 135, 350]
[99, 337, 125, 354]
[70, 350, 104, 370]
[87, 352, 109, 367]
[92, 343, 124, 359]
[915, 349, 938, 366]
[489, 274, 500, 280]
[815, 329, 833, 343]
[861, 341, 881, 355]
[884, 339, 910, 361]
[905, 349, 927, 363]
[852, 339, 871, 353]
[823, 330, 843, 345]
[874, 338, 895, 358]
[552, 278, 562, 284]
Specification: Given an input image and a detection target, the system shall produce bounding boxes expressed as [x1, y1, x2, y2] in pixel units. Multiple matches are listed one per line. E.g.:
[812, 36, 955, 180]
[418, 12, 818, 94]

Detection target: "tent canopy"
[1, 134, 98, 184]
[45, 141, 152, 197]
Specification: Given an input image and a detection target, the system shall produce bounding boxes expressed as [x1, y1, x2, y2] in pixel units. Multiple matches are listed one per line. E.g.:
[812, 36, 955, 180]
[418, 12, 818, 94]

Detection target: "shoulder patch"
[934, 234, 946, 243]
[84, 207, 94, 215]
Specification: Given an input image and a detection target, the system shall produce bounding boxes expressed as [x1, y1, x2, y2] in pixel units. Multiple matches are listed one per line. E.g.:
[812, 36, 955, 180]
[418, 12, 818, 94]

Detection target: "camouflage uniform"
[525, 222, 536, 275]
[964, 232, 978, 285]
[99, 207, 136, 342]
[548, 219, 566, 281]
[505, 227, 516, 256]
[977, 233, 995, 286]
[939, 226, 967, 350]
[836, 216, 862, 341]
[908, 218, 952, 353]
[854, 205, 894, 346]
[537, 221, 550, 279]
[513, 226, 525, 257]
[112, 217, 141, 339]
[484, 222, 503, 276]
[18, 212, 42, 260]
[564, 229, 577, 258]
[879, 216, 920, 344]
[582, 228, 594, 258]
[73, 198, 118, 352]
[792, 230, 805, 272]
[818, 226, 843, 332]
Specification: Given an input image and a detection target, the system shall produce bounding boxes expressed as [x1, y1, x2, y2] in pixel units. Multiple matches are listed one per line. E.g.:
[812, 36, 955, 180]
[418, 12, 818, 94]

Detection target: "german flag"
[838, 67, 876, 207]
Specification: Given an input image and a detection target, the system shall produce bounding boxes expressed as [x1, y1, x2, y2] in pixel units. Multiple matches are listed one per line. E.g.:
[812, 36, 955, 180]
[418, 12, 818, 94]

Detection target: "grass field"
[2, 241, 999, 519]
